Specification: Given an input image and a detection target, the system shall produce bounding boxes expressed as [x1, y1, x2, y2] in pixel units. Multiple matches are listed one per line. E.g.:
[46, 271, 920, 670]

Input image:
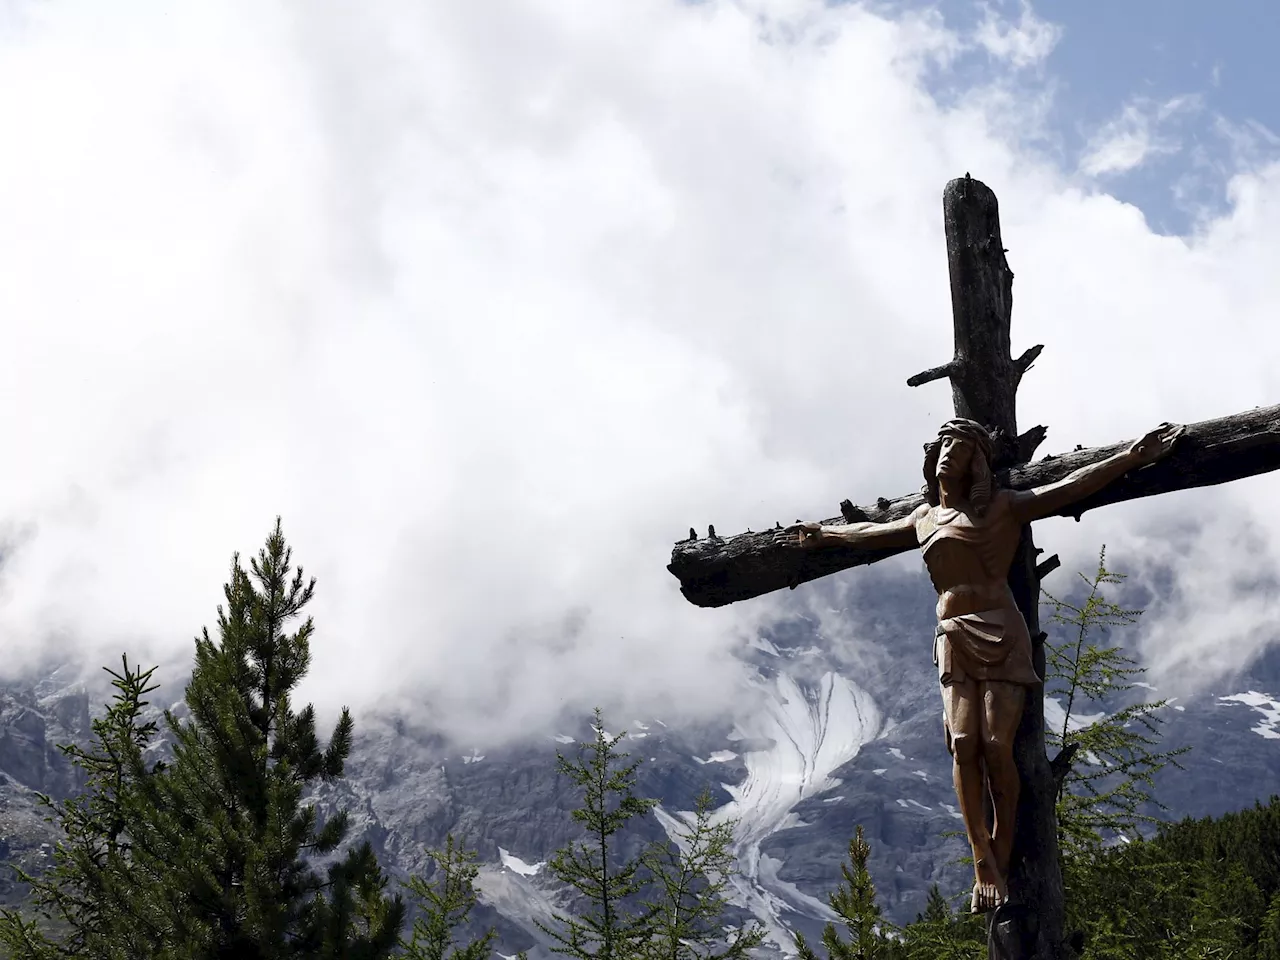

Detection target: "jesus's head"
[922, 418, 995, 516]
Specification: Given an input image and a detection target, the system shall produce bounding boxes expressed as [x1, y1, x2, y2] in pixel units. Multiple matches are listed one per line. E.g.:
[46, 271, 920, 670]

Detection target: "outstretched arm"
[1009, 422, 1184, 523]
[778, 506, 925, 552]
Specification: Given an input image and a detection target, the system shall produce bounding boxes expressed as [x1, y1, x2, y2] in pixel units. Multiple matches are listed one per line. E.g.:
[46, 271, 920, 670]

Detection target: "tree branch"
[669, 402, 1280, 607]
[1050, 743, 1080, 798]
[1017, 424, 1048, 463]
[906, 360, 957, 387]
[1013, 344, 1044, 383]
[1034, 554, 1061, 580]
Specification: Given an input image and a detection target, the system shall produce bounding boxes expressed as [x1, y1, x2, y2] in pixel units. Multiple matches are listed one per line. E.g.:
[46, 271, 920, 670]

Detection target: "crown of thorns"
[933, 418, 994, 462]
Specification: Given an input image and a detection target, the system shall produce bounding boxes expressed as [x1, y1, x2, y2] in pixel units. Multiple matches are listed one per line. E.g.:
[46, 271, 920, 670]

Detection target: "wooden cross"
[667, 176, 1280, 960]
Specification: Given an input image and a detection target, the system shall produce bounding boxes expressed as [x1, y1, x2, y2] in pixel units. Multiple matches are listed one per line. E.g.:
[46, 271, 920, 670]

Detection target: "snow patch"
[941, 803, 963, 820]
[694, 750, 739, 765]
[498, 847, 545, 877]
[1043, 697, 1105, 735]
[1220, 691, 1280, 739]
[462, 752, 485, 764]
[872, 768, 887, 776]
[896, 799, 910, 808]
[475, 864, 559, 932]
[553, 735, 574, 744]
[888, 748, 905, 760]
[906, 799, 931, 812]
[912, 770, 928, 781]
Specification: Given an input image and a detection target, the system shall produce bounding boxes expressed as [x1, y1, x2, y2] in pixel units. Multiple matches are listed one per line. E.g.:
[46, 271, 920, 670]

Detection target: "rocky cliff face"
[3, 571, 1280, 957]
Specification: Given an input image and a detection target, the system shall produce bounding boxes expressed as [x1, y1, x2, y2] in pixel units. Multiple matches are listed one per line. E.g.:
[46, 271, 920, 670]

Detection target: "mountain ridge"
[3, 569, 1280, 956]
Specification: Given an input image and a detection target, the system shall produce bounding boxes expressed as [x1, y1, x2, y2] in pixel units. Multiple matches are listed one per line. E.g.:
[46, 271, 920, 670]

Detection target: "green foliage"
[794, 832, 988, 960]
[1153, 795, 1280, 898]
[896, 887, 983, 960]
[398, 835, 497, 960]
[1061, 833, 1259, 959]
[536, 709, 658, 960]
[0, 656, 165, 959]
[0, 520, 406, 960]
[639, 787, 764, 960]
[794, 826, 896, 960]
[1090, 795, 1280, 959]
[540, 712, 759, 960]
[1042, 547, 1187, 855]
[1035, 548, 1266, 958]
[137, 518, 406, 957]
[1258, 889, 1280, 960]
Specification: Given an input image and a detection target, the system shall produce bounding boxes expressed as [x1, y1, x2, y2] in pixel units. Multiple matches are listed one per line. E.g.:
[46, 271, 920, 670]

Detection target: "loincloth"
[934, 607, 1041, 688]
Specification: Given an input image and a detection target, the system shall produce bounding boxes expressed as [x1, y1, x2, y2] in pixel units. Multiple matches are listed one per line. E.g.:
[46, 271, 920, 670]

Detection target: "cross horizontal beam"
[669, 402, 1280, 607]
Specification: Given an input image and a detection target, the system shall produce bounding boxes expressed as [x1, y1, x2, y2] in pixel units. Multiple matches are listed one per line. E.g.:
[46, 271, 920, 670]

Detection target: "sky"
[0, 0, 1278, 747]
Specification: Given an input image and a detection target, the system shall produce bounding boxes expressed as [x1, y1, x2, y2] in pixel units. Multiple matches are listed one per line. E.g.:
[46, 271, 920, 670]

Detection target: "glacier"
[655, 668, 882, 955]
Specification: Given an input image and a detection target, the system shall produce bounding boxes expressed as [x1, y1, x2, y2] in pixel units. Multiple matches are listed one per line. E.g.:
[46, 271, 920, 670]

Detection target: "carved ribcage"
[921, 515, 1001, 583]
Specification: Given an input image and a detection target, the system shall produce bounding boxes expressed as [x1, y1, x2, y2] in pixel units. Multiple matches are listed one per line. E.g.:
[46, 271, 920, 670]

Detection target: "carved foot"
[970, 855, 1008, 913]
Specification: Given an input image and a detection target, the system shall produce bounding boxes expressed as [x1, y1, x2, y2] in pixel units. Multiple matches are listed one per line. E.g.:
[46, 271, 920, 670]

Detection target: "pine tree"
[398, 835, 497, 960]
[0, 656, 167, 959]
[129, 519, 406, 957]
[536, 709, 658, 960]
[1064, 839, 1253, 958]
[1042, 547, 1187, 854]
[794, 826, 895, 960]
[640, 787, 764, 960]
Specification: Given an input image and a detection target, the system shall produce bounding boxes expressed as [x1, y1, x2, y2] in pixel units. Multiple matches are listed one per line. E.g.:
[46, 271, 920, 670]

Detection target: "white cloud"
[0, 0, 1277, 746]
[1078, 96, 1201, 178]
[974, 0, 1062, 70]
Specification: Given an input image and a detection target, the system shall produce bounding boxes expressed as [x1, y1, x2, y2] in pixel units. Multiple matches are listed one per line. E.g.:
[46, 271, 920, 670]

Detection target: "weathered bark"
[667, 401, 1280, 608]
[998, 525, 1062, 959]
[935, 176, 1063, 960]
[937, 176, 1021, 459]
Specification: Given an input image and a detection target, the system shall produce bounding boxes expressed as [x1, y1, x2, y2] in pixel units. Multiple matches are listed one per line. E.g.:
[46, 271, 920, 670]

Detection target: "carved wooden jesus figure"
[781, 417, 1183, 913]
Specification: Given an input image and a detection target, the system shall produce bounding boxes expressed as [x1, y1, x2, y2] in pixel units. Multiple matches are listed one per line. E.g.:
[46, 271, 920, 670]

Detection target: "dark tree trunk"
[934, 176, 1064, 960]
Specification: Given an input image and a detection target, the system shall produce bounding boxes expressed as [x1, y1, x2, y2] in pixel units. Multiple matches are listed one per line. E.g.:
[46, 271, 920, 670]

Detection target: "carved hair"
[921, 418, 996, 517]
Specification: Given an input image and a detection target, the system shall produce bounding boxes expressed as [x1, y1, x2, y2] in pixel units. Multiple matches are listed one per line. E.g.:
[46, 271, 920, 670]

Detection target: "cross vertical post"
[912, 175, 1064, 959]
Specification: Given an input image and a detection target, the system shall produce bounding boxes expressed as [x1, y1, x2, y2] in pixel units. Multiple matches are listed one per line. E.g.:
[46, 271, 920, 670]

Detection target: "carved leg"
[981, 680, 1026, 891]
[941, 679, 998, 912]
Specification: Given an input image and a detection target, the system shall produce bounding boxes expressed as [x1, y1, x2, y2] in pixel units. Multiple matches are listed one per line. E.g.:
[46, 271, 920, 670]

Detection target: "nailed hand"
[777, 521, 824, 548]
[1127, 422, 1185, 466]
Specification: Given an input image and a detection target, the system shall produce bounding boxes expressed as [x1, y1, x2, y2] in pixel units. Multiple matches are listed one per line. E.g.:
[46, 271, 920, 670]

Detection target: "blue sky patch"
[907, 0, 1280, 235]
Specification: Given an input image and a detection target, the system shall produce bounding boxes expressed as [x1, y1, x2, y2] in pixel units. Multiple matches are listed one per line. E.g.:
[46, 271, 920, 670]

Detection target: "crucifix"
[667, 176, 1280, 960]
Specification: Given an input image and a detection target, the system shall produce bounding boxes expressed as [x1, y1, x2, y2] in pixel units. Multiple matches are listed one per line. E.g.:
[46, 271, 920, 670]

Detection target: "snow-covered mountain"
[3, 568, 1280, 957]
